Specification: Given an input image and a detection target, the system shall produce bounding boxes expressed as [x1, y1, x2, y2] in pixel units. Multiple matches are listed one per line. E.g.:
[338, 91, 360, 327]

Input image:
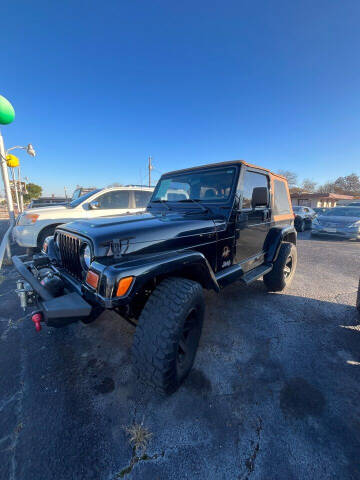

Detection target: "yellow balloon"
[6, 154, 19, 168]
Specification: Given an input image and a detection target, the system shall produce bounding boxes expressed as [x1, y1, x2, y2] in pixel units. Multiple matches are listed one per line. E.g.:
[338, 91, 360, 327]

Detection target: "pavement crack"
[8, 334, 26, 480]
[241, 417, 263, 480]
[115, 447, 164, 478]
[0, 391, 21, 413]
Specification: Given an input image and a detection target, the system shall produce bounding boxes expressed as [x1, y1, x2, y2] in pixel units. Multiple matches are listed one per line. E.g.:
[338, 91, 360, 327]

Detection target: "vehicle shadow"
[297, 230, 354, 243]
[3, 270, 360, 480]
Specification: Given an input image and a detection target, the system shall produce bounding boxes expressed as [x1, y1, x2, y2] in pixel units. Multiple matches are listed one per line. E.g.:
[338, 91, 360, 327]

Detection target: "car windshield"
[322, 208, 360, 217]
[71, 188, 82, 201]
[68, 189, 101, 208]
[151, 167, 236, 204]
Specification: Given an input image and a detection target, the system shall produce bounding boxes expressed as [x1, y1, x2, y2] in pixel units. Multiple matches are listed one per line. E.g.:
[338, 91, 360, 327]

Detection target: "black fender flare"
[264, 226, 297, 264]
[103, 249, 220, 298]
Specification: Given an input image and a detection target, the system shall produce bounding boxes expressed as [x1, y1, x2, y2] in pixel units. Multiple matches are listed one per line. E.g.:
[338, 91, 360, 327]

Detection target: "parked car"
[13, 186, 154, 250]
[347, 202, 360, 207]
[13, 160, 297, 394]
[311, 207, 360, 240]
[71, 187, 97, 202]
[313, 207, 331, 215]
[292, 206, 317, 232]
[28, 197, 67, 209]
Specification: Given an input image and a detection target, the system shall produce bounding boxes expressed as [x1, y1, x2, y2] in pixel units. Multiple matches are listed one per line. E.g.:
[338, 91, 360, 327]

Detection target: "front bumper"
[311, 227, 360, 240]
[12, 225, 38, 248]
[12, 255, 93, 327]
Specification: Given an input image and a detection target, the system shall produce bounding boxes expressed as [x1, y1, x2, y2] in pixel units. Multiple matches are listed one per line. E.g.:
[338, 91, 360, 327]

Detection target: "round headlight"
[82, 244, 92, 269]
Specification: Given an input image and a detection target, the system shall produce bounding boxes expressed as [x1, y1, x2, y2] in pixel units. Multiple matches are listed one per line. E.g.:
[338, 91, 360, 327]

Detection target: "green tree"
[23, 183, 42, 203]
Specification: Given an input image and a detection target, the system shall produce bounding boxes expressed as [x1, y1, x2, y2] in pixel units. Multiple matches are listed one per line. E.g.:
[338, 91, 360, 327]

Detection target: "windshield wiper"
[178, 199, 209, 213]
[151, 200, 171, 210]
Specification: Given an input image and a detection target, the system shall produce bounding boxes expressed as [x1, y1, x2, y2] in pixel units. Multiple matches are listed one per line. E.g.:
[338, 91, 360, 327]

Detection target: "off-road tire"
[132, 277, 204, 394]
[264, 242, 297, 292]
[36, 226, 56, 251]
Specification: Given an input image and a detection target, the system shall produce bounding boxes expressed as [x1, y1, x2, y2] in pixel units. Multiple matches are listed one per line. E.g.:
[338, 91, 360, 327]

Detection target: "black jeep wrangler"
[13, 161, 297, 393]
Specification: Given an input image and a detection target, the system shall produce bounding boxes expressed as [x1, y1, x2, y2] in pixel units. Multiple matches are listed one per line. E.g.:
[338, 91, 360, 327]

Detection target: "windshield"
[292, 206, 301, 212]
[322, 208, 360, 217]
[71, 188, 82, 201]
[151, 167, 236, 204]
[68, 189, 101, 208]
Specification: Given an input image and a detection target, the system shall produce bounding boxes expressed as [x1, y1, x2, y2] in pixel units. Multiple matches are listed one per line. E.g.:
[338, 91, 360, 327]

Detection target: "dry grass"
[124, 419, 153, 453]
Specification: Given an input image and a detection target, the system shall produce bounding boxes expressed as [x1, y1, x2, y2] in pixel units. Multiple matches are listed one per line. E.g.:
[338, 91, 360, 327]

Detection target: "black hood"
[60, 211, 218, 256]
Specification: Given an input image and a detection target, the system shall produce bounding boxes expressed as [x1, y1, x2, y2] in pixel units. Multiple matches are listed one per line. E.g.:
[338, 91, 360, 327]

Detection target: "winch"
[15, 267, 64, 311]
[15, 280, 35, 310]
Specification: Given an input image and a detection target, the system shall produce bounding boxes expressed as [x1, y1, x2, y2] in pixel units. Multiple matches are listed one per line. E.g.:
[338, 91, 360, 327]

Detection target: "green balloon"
[0, 95, 15, 125]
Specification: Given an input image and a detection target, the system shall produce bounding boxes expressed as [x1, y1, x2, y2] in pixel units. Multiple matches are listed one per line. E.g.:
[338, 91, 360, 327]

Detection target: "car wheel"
[37, 226, 56, 251]
[264, 242, 297, 292]
[132, 277, 205, 394]
[295, 218, 305, 232]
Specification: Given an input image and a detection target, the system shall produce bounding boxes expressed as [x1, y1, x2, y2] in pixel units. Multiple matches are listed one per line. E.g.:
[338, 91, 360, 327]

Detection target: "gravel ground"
[0, 220, 359, 480]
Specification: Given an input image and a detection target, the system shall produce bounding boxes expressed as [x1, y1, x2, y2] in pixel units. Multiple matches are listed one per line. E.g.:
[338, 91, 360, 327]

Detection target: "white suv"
[13, 186, 154, 250]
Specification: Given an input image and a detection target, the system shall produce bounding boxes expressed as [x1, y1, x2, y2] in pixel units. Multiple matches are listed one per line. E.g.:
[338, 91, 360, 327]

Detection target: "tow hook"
[31, 312, 43, 332]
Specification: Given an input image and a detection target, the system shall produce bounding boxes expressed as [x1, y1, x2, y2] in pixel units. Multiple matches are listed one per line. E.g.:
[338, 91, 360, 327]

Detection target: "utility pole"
[148, 156, 153, 187]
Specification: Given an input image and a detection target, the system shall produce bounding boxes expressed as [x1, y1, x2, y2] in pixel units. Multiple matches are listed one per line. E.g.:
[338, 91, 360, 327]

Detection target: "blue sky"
[1, 0, 360, 195]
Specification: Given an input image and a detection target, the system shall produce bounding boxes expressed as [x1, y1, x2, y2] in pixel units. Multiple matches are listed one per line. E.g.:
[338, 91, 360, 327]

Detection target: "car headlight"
[349, 221, 360, 229]
[18, 213, 39, 226]
[80, 243, 92, 270]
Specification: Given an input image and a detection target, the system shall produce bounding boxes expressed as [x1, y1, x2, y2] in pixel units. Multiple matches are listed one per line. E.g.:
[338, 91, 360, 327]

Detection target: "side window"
[96, 191, 130, 209]
[273, 180, 291, 215]
[303, 207, 309, 213]
[134, 190, 152, 208]
[240, 171, 269, 209]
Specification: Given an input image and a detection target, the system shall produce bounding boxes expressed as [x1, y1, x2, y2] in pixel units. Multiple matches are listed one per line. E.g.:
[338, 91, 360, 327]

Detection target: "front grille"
[56, 232, 84, 279]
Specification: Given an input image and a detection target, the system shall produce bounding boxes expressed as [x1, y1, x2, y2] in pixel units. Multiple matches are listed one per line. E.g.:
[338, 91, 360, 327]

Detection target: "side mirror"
[251, 187, 268, 208]
[89, 200, 100, 210]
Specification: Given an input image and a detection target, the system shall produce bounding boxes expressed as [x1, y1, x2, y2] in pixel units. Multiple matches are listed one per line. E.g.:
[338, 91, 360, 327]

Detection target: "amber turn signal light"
[116, 276, 134, 297]
[86, 270, 99, 289]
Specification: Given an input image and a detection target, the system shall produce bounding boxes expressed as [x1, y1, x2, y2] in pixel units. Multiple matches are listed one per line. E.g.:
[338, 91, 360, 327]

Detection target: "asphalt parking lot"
[1, 220, 359, 480]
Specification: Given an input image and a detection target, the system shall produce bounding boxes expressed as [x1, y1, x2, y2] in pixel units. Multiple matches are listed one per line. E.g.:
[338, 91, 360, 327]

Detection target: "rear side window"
[134, 190, 152, 208]
[273, 180, 291, 215]
[96, 191, 130, 209]
[241, 171, 269, 209]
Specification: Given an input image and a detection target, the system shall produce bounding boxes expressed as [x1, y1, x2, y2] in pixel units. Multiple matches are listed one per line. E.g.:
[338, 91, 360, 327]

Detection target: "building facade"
[291, 192, 354, 208]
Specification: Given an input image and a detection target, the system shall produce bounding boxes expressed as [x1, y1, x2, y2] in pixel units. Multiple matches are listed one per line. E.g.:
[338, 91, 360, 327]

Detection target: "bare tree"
[108, 182, 123, 187]
[277, 170, 298, 188]
[301, 179, 317, 192]
[334, 173, 360, 194]
[316, 182, 336, 193]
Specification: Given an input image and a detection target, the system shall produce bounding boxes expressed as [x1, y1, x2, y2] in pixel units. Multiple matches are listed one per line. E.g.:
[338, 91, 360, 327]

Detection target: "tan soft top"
[165, 160, 287, 182]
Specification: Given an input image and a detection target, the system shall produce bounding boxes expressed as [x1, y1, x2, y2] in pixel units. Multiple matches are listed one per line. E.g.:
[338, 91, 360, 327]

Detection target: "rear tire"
[132, 277, 204, 394]
[264, 242, 297, 292]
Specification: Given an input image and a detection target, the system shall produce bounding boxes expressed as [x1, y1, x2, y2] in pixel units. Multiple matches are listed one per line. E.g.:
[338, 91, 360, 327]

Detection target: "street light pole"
[0, 130, 15, 224]
[148, 156, 152, 187]
[18, 165, 24, 212]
